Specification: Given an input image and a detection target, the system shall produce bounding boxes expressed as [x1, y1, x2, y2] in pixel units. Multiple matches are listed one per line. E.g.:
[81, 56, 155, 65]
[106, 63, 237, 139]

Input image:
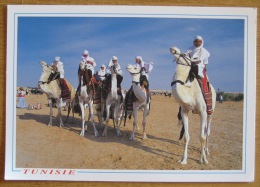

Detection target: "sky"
[17, 16, 245, 92]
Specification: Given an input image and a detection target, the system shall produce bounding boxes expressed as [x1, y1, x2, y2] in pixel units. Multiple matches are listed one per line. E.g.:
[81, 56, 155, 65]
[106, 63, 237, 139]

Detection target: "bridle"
[38, 63, 53, 86]
[172, 52, 192, 66]
[170, 49, 192, 86]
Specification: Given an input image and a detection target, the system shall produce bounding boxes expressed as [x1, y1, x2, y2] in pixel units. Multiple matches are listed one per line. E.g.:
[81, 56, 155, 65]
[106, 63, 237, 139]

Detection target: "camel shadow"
[17, 112, 202, 165]
[64, 118, 202, 164]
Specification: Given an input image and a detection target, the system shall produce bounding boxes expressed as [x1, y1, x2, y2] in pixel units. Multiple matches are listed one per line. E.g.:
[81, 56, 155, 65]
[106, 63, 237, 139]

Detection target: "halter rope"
[171, 51, 192, 86]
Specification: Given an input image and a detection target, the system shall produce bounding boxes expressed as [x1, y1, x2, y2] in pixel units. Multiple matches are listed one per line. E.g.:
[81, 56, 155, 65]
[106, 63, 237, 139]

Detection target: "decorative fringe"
[197, 79, 213, 115]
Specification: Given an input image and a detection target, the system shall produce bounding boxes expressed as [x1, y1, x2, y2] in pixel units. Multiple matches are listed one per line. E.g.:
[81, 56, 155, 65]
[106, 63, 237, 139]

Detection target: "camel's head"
[169, 47, 181, 55]
[39, 60, 52, 83]
[79, 60, 86, 70]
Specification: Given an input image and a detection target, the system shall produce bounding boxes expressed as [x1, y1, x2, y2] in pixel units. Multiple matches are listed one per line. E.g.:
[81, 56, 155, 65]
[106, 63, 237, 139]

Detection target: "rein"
[38, 81, 47, 85]
[171, 51, 192, 87]
[171, 80, 185, 86]
[38, 63, 55, 86]
[173, 53, 192, 66]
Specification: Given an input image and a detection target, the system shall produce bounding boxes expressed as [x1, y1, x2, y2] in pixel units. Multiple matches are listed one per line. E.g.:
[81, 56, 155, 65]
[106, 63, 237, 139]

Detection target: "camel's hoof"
[79, 132, 85, 137]
[143, 135, 147, 140]
[116, 130, 122, 137]
[178, 159, 187, 165]
[205, 148, 210, 155]
[199, 158, 208, 165]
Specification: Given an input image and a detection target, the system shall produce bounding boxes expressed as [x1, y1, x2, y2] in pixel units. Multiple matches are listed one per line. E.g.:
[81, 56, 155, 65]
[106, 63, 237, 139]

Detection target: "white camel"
[78, 62, 99, 137]
[169, 47, 216, 164]
[126, 64, 151, 141]
[102, 65, 123, 137]
[38, 61, 75, 128]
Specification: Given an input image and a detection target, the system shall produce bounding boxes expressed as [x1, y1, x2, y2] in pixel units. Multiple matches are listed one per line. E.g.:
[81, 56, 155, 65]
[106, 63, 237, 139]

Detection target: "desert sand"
[15, 94, 243, 170]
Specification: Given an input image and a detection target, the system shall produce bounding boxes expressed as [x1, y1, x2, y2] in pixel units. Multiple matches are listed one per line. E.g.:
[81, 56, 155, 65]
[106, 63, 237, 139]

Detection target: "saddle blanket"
[197, 78, 213, 115]
[125, 87, 150, 112]
[58, 79, 71, 100]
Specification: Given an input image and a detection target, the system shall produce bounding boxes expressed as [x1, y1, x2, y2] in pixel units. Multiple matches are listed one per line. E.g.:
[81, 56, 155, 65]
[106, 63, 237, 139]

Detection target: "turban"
[54, 56, 60, 62]
[82, 50, 89, 56]
[194, 35, 203, 41]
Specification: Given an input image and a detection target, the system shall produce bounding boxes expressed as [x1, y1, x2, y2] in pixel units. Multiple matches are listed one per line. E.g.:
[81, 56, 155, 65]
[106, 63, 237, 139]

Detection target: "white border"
[5, 5, 257, 182]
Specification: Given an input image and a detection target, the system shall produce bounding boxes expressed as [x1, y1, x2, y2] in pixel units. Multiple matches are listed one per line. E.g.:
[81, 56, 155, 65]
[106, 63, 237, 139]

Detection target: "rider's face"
[136, 59, 141, 64]
[113, 60, 118, 65]
[194, 39, 202, 47]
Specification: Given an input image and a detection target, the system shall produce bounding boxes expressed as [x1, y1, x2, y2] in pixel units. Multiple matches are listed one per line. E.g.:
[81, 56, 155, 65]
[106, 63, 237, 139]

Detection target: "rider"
[50, 56, 70, 99]
[185, 35, 212, 114]
[50, 56, 64, 80]
[98, 64, 106, 81]
[185, 35, 210, 87]
[105, 56, 123, 90]
[134, 56, 153, 90]
[77, 50, 96, 91]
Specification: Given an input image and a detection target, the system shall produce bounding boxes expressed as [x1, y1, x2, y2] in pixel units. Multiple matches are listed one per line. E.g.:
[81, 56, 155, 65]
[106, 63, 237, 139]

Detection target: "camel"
[102, 65, 124, 137]
[77, 62, 99, 137]
[169, 47, 216, 164]
[126, 64, 151, 141]
[38, 61, 75, 128]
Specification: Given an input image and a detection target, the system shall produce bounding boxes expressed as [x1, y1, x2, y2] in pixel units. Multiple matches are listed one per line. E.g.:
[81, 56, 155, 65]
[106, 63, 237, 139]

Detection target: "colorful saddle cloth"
[197, 71, 213, 115]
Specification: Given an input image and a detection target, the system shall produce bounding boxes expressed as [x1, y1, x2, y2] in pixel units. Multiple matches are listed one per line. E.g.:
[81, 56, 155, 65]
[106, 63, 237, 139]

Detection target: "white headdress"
[194, 35, 203, 41]
[82, 50, 89, 56]
[108, 56, 118, 67]
[193, 35, 204, 48]
[135, 56, 145, 67]
[54, 56, 60, 62]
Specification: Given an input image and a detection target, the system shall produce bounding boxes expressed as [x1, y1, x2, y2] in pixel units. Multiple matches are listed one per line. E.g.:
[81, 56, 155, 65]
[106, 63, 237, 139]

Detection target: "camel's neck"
[39, 70, 51, 83]
[132, 73, 141, 83]
[172, 64, 190, 84]
[39, 81, 61, 99]
[111, 71, 118, 100]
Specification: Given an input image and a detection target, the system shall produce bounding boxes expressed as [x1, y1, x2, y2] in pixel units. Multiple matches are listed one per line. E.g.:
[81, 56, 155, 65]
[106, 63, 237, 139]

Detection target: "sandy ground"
[15, 94, 243, 170]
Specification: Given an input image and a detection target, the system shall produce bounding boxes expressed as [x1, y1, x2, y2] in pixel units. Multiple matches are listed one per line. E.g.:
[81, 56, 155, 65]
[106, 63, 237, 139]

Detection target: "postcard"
[5, 5, 257, 182]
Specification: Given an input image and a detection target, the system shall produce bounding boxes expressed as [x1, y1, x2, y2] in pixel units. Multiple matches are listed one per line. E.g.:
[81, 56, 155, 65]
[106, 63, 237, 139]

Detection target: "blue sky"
[17, 16, 244, 92]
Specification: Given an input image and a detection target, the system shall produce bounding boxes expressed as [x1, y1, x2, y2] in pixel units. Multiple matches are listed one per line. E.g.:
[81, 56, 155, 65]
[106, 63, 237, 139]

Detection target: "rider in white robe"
[185, 35, 210, 78]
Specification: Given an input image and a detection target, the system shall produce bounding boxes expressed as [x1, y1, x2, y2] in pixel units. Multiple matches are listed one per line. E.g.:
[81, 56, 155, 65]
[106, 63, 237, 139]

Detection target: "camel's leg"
[64, 100, 71, 123]
[102, 102, 111, 137]
[89, 101, 99, 137]
[129, 105, 138, 141]
[97, 102, 104, 128]
[99, 93, 105, 128]
[114, 100, 122, 136]
[178, 107, 190, 164]
[199, 111, 208, 164]
[118, 102, 125, 127]
[205, 114, 212, 156]
[48, 99, 53, 126]
[57, 98, 64, 128]
[79, 98, 86, 136]
[141, 104, 149, 140]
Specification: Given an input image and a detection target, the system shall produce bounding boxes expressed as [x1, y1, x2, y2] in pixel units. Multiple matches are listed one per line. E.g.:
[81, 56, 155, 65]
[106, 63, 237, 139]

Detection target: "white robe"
[106, 60, 123, 76]
[134, 61, 153, 80]
[98, 69, 106, 81]
[186, 46, 210, 78]
[80, 56, 96, 74]
[52, 60, 64, 78]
